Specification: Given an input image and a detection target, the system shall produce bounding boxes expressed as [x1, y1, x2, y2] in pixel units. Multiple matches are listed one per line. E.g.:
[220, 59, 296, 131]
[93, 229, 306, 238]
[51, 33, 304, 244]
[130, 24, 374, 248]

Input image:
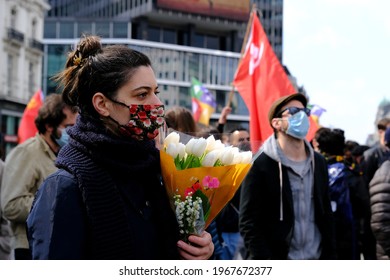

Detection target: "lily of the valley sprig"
[163, 132, 252, 170]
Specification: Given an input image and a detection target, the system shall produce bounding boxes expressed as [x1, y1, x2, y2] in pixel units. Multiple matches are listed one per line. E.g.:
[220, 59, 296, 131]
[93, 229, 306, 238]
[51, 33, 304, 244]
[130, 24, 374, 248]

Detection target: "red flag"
[17, 89, 44, 143]
[233, 11, 296, 152]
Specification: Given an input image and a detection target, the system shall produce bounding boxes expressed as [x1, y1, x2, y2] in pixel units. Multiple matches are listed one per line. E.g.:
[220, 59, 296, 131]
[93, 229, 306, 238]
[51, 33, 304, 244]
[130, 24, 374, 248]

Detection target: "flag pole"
[227, 3, 257, 107]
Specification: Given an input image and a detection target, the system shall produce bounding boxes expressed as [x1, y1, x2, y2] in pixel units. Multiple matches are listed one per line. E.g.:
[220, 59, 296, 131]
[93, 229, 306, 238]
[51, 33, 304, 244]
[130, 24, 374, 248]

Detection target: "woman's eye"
[155, 91, 160, 96]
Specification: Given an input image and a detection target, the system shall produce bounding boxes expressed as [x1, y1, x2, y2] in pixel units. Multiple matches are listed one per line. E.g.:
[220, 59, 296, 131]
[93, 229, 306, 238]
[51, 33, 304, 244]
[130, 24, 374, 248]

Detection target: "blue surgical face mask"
[55, 128, 70, 147]
[286, 110, 310, 139]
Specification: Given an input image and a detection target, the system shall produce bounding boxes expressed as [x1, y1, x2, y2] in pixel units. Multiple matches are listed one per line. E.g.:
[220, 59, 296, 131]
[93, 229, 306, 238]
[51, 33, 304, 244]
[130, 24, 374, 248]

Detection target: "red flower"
[143, 105, 152, 111]
[192, 181, 201, 191]
[184, 187, 194, 197]
[133, 127, 143, 135]
[147, 129, 159, 139]
[138, 111, 147, 119]
[129, 105, 138, 114]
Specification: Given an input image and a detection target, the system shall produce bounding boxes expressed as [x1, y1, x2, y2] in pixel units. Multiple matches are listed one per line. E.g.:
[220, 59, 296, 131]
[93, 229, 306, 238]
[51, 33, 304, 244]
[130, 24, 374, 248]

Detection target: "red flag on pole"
[233, 10, 296, 152]
[17, 89, 44, 143]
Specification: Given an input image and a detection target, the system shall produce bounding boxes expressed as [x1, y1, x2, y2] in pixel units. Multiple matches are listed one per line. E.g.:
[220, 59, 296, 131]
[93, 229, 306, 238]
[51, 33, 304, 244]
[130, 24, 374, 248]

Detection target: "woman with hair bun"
[26, 35, 213, 260]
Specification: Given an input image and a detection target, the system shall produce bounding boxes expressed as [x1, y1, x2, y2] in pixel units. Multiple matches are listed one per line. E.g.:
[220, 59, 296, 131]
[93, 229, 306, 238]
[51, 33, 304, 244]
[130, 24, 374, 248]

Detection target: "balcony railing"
[29, 39, 44, 52]
[7, 28, 24, 43]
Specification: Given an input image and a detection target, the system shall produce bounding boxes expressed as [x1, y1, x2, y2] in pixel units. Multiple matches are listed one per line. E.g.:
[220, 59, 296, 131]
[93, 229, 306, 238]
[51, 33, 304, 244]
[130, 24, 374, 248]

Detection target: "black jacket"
[369, 160, 390, 259]
[239, 148, 335, 259]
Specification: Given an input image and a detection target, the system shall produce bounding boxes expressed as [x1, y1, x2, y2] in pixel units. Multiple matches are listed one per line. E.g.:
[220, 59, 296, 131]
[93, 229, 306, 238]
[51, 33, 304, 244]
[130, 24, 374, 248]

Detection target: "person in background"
[165, 106, 198, 136]
[0, 94, 78, 260]
[369, 127, 390, 259]
[315, 128, 369, 259]
[359, 117, 390, 259]
[26, 35, 213, 260]
[213, 126, 251, 260]
[361, 117, 390, 186]
[240, 93, 335, 259]
[216, 106, 232, 145]
[230, 127, 251, 152]
[0, 149, 13, 260]
[344, 140, 360, 168]
[351, 145, 370, 167]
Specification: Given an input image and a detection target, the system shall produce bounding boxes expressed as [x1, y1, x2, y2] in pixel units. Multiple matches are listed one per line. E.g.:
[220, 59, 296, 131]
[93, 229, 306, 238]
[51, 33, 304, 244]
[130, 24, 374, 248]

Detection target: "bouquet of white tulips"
[160, 131, 253, 242]
[164, 131, 252, 169]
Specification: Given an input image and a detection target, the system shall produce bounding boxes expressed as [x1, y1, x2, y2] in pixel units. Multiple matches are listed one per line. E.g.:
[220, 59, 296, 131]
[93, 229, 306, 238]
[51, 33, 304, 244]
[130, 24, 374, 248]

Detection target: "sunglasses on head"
[277, 107, 311, 117]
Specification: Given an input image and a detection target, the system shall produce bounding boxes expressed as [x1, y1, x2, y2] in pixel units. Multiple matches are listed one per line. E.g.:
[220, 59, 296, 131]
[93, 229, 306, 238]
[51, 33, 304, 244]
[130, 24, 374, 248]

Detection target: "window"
[44, 22, 57, 38]
[113, 22, 128, 38]
[194, 33, 205, 48]
[147, 26, 160, 42]
[206, 35, 219, 50]
[28, 62, 35, 94]
[7, 54, 13, 95]
[163, 29, 176, 44]
[32, 19, 37, 39]
[10, 7, 17, 28]
[96, 22, 110, 37]
[78, 22, 92, 37]
[60, 22, 74, 38]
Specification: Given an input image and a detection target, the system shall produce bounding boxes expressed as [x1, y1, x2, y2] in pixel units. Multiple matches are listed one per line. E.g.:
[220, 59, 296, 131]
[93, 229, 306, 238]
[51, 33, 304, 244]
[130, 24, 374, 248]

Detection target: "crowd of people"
[1, 34, 390, 260]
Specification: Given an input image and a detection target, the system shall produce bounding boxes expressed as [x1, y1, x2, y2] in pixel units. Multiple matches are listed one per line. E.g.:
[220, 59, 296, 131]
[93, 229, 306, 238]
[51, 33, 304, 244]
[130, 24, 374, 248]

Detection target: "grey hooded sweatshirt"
[259, 135, 322, 259]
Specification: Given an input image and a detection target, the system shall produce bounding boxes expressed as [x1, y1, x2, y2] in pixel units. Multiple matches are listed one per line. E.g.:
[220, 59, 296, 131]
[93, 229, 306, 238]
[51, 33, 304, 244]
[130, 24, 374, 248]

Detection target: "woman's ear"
[92, 92, 110, 116]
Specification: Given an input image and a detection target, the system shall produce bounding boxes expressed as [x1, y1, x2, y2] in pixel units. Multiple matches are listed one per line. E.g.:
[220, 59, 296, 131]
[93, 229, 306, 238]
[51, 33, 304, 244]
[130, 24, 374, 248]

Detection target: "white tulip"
[185, 138, 196, 154]
[164, 132, 180, 148]
[213, 140, 225, 150]
[166, 143, 179, 158]
[231, 147, 240, 155]
[201, 150, 219, 167]
[206, 135, 216, 152]
[232, 152, 242, 164]
[220, 146, 235, 165]
[191, 138, 207, 157]
[177, 143, 186, 160]
[240, 151, 253, 164]
[230, 147, 241, 164]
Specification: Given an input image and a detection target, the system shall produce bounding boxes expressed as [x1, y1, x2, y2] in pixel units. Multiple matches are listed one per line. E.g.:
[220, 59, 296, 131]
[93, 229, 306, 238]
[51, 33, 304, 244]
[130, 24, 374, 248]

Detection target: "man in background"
[240, 93, 335, 259]
[1, 94, 78, 259]
[0, 146, 12, 260]
[360, 117, 390, 259]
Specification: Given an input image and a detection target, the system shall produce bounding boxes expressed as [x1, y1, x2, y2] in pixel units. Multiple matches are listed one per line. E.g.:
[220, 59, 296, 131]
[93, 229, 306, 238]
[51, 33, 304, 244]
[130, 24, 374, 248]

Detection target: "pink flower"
[202, 175, 220, 189]
[143, 119, 151, 127]
[156, 117, 164, 125]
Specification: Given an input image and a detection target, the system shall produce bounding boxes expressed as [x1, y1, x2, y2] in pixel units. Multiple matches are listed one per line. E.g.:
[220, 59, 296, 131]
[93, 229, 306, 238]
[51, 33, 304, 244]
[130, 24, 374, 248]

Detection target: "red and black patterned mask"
[110, 100, 165, 141]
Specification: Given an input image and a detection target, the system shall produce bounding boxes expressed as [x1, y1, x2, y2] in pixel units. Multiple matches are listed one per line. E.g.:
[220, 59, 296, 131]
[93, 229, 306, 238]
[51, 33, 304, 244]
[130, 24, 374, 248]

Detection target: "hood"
[254, 134, 315, 221]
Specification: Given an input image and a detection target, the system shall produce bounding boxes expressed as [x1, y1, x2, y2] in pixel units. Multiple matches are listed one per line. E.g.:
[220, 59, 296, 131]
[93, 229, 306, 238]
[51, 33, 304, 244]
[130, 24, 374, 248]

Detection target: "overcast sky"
[283, 0, 390, 144]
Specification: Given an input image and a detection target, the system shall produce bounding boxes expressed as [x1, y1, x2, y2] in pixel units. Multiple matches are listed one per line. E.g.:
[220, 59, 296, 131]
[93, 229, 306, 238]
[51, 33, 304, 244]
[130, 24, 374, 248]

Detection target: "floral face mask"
[110, 100, 165, 141]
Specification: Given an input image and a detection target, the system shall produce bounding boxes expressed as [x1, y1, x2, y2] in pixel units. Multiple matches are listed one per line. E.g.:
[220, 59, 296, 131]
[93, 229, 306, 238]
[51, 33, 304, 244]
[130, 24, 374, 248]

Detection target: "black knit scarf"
[56, 115, 171, 259]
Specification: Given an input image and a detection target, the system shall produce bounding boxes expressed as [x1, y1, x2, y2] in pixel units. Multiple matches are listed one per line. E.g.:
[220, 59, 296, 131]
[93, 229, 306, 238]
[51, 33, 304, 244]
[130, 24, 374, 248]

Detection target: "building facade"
[42, 1, 284, 123]
[0, 0, 50, 157]
[1, 0, 286, 157]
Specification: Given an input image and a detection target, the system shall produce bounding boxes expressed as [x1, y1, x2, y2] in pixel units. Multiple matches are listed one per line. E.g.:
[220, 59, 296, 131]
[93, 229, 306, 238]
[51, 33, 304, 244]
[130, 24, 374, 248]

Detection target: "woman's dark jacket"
[27, 115, 179, 260]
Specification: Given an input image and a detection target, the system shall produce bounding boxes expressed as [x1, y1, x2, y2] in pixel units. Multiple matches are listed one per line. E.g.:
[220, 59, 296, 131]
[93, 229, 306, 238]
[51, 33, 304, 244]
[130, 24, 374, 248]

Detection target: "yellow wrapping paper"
[160, 150, 252, 229]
